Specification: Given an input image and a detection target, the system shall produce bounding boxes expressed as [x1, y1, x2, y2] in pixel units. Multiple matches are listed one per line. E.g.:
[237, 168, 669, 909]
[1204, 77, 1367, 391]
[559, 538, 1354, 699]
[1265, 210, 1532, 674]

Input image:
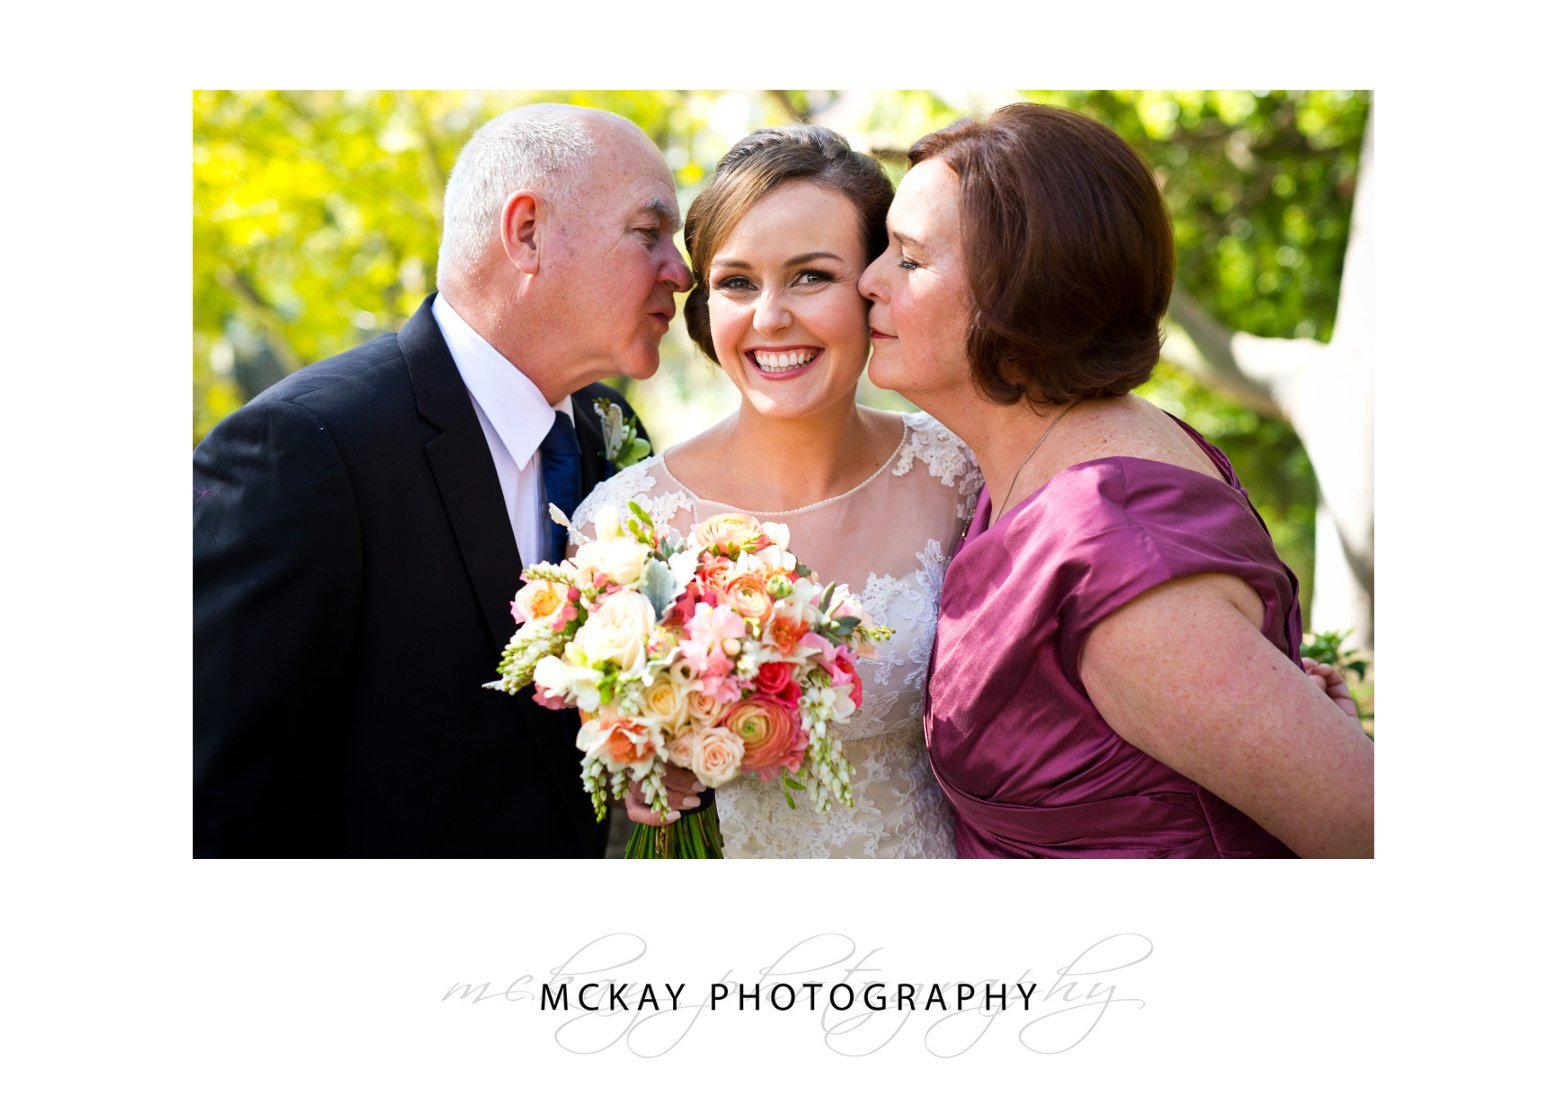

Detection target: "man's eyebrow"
[639, 197, 682, 233]
[891, 230, 925, 250]
[711, 251, 847, 270]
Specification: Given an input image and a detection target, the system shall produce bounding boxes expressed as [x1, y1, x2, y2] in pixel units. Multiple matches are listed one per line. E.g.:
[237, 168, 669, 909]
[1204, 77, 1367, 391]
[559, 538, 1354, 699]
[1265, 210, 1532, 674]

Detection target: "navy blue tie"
[539, 410, 582, 563]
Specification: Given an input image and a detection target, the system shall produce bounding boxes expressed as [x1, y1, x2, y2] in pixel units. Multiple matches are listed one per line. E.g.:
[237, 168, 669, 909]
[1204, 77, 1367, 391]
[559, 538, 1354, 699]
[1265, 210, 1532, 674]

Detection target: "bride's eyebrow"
[712, 251, 846, 270]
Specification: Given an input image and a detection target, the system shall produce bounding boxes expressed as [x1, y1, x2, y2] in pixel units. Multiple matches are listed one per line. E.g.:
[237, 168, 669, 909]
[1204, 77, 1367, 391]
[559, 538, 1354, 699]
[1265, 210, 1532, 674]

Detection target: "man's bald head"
[436, 104, 655, 289]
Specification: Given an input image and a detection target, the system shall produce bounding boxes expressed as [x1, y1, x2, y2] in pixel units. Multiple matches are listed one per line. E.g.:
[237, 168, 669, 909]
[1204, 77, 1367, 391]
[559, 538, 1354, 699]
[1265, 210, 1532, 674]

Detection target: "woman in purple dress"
[858, 104, 1373, 858]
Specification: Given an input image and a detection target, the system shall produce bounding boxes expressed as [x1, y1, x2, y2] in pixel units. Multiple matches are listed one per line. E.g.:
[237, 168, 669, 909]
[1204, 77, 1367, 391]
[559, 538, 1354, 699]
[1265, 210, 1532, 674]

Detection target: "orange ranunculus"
[691, 513, 767, 558]
[719, 573, 773, 625]
[725, 697, 803, 780]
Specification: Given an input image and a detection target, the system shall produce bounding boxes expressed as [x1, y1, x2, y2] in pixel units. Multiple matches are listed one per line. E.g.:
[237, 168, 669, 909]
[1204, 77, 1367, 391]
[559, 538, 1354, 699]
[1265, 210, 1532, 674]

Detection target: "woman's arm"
[1078, 573, 1373, 858]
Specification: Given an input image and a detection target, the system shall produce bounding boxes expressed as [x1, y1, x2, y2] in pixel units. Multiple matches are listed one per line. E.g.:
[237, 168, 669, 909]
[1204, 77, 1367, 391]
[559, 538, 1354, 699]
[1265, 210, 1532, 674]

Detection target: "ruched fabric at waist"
[929, 761, 1295, 859]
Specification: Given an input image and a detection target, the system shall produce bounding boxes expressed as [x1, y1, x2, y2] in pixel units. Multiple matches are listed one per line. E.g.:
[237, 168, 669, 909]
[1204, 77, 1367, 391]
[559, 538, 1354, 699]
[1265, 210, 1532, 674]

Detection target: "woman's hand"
[1080, 573, 1373, 858]
[623, 766, 707, 826]
[1301, 657, 1360, 721]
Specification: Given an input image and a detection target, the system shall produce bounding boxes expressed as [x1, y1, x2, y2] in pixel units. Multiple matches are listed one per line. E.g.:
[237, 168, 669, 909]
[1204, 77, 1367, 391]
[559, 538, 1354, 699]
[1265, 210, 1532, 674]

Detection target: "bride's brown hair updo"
[683, 125, 894, 364]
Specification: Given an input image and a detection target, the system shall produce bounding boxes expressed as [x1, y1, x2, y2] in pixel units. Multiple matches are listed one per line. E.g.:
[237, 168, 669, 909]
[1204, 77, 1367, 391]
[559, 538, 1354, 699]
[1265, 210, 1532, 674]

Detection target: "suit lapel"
[402, 297, 521, 653]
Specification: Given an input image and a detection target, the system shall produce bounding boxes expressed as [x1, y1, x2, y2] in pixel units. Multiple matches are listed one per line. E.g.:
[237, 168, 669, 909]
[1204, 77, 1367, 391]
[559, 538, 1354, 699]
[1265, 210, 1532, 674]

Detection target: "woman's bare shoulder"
[1053, 395, 1223, 481]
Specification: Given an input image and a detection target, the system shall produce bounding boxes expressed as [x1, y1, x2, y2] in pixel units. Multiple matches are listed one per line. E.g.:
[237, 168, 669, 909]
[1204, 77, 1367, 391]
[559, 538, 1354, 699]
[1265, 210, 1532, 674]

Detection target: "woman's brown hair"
[910, 103, 1175, 406]
[683, 125, 894, 363]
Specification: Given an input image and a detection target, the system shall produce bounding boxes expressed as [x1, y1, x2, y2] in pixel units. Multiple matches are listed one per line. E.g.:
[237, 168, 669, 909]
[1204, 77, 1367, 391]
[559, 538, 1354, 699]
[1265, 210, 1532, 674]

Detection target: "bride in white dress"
[572, 125, 980, 858]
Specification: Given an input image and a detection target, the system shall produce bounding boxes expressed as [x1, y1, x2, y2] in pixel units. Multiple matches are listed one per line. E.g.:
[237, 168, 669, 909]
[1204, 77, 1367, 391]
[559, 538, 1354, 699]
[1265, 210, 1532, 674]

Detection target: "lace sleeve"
[571, 458, 662, 542]
[571, 457, 696, 543]
[894, 411, 984, 523]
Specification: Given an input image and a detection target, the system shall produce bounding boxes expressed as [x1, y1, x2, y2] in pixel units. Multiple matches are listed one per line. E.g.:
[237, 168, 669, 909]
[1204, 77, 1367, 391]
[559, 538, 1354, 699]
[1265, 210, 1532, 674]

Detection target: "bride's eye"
[715, 275, 755, 292]
[795, 269, 834, 286]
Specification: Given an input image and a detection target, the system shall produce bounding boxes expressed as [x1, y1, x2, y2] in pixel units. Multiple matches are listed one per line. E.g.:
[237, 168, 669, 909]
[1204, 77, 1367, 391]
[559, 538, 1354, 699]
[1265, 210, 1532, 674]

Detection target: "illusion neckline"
[661, 412, 913, 518]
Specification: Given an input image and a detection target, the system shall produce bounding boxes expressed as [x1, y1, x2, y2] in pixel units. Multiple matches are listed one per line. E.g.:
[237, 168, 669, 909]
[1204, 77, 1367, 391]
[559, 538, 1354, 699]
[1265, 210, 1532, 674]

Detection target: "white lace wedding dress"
[572, 410, 982, 858]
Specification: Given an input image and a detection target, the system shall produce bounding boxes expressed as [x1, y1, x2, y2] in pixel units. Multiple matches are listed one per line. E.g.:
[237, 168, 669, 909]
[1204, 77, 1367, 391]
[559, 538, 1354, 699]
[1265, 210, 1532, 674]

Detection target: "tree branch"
[216, 265, 302, 373]
[1163, 285, 1281, 417]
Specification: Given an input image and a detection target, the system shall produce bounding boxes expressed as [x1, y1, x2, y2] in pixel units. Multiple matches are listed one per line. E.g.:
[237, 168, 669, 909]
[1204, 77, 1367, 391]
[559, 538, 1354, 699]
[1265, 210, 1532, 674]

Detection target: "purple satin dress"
[925, 417, 1300, 858]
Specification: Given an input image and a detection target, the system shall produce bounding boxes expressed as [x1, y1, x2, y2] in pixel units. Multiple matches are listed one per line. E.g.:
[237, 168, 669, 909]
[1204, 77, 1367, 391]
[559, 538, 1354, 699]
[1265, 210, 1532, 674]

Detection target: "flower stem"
[623, 795, 723, 859]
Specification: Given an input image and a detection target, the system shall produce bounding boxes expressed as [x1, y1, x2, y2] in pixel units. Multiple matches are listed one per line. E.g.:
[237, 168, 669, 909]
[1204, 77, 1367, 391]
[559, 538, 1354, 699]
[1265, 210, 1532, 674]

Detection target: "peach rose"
[690, 726, 746, 787]
[686, 687, 723, 725]
[511, 578, 570, 626]
[666, 729, 697, 769]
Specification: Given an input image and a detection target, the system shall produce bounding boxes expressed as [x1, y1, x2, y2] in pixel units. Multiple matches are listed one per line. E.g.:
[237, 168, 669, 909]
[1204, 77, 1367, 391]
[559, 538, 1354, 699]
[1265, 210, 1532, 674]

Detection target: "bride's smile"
[747, 346, 822, 380]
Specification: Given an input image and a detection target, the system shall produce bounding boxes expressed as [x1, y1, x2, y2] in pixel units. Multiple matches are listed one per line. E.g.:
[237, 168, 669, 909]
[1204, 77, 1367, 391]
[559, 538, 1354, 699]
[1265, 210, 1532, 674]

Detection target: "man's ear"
[500, 191, 542, 275]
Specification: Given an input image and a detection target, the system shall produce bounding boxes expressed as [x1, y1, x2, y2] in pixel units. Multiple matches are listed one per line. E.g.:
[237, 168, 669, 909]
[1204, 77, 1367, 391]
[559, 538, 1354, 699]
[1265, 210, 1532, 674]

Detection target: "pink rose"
[752, 660, 802, 709]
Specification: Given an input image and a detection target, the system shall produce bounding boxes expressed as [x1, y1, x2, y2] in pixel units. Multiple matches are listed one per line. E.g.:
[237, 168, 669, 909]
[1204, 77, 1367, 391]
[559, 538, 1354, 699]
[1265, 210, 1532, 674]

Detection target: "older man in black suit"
[194, 105, 693, 856]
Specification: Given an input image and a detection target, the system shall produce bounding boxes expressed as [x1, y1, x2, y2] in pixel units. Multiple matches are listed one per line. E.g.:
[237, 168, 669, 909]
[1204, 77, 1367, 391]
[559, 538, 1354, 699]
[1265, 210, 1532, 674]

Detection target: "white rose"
[574, 590, 656, 673]
[689, 725, 746, 787]
[575, 534, 650, 587]
[760, 521, 790, 552]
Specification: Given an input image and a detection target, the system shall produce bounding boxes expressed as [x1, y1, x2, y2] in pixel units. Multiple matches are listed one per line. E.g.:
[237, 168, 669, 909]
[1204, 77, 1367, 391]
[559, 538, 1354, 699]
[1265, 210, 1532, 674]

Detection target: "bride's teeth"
[754, 349, 818, 370]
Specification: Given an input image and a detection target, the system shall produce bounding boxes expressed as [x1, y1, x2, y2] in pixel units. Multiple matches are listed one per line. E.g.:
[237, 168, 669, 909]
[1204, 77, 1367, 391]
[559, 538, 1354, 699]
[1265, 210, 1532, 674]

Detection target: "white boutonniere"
[594, 398, 651, 470]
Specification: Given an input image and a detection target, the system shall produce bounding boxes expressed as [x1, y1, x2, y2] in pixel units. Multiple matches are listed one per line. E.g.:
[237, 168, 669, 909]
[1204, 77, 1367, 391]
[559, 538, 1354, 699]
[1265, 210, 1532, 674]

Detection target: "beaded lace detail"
[572, 410, 981, 858]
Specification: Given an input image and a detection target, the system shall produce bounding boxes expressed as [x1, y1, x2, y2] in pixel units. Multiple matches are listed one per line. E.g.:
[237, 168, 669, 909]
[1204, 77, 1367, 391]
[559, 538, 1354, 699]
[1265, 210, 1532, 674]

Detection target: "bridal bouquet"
[487, 503, 889, 857]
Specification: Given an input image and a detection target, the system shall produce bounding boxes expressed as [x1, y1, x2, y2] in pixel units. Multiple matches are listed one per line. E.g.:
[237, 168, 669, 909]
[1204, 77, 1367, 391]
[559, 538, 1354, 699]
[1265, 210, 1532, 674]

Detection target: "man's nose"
[664, 250, 694, 292]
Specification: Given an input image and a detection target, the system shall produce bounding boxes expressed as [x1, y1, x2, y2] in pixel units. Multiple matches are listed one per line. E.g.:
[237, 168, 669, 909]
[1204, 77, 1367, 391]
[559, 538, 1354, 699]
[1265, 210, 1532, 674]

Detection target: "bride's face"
[705, 181, 871, 420]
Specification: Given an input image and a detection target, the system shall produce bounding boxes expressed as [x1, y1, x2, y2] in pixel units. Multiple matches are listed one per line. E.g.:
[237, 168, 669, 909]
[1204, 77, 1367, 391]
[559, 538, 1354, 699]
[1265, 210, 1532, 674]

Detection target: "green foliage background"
[193, 90, 1369, 623]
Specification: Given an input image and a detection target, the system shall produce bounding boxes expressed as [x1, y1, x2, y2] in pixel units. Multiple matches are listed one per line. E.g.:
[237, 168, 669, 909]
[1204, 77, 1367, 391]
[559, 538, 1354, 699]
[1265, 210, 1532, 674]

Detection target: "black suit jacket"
[194, 295, 645, 857]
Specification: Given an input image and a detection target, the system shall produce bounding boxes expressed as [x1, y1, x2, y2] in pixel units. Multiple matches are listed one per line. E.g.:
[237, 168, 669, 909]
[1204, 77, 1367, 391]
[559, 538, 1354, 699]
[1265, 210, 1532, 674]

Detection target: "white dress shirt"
[431, 293, 574, 567]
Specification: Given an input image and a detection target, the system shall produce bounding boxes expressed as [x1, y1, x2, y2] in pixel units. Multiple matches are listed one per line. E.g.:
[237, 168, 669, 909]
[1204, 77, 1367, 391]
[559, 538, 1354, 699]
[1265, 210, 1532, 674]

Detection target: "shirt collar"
[432, 292, 573, 469]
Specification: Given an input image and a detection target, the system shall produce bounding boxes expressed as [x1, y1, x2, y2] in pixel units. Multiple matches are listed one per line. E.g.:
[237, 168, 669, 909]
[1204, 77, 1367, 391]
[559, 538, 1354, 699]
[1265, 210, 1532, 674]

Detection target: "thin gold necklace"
[995, 399, 1081, 522]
